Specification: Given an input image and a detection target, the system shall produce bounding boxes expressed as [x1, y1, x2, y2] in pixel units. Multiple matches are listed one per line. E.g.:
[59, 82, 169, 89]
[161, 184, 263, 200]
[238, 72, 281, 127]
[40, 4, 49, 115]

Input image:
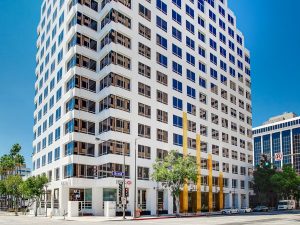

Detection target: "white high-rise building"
[33, 0, 253, 216]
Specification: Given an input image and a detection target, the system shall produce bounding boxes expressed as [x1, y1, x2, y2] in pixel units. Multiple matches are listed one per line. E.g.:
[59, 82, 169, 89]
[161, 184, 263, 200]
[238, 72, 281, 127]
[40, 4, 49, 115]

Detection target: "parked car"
[239, 207, 252, 213]
[253, 206, 269, 212]
[221, 208, 239, 214]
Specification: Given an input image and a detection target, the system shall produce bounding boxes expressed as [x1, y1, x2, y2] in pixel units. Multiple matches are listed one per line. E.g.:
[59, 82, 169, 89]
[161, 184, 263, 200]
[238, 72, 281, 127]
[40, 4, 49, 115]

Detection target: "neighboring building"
[253, 112, 300, 173]
[0, 165, 31, 181]
[32, 0, 253, 216]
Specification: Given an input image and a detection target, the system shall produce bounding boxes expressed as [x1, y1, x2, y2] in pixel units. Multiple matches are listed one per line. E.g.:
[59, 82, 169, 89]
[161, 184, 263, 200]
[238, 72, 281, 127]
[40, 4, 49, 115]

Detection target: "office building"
[253, 112, 300, 173]
[32, 0, 253, 216]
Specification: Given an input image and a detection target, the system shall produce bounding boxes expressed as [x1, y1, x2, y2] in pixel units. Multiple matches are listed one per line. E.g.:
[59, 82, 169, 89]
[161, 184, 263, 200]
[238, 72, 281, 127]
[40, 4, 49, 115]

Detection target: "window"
[138, 103, 151, 118]
[172, 79, 182, 92]
[157, 129, 168, 143]
[173, 97, 183, 110]
[156, 34, 168, 49]
[173, 115, 183, 128]
[138, 124, 151, 138]
[172, 10, 181, 24]
[157, 0, 167, 14]
[156, 16, 167, 32]
[138, 62, 151, 78]
[173, 133, 183, 146]
[138, 82, 151, 98]
[157, 109, 168, 123]
[138, 42, 151, 59]
[139, 4, 151, 21]
[156, 53, 168, 67]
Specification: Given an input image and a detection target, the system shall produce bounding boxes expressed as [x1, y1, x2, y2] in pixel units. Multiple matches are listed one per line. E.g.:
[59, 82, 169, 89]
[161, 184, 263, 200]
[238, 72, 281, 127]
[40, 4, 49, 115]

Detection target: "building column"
[167, 190, 173, 214]
[208, 154, 213, 212]
[196, 134, 201, 212]
[182, 112, 188, 213]
[92, 187, 102, 216]
[60, 185, 69, 215]
[148, 188, 156, 215]
[219, 172, 224, 210]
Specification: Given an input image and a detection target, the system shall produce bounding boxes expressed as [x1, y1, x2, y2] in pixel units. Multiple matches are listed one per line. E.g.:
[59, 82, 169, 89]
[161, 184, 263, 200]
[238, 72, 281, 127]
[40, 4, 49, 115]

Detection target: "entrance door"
[138, 190, 147, 210]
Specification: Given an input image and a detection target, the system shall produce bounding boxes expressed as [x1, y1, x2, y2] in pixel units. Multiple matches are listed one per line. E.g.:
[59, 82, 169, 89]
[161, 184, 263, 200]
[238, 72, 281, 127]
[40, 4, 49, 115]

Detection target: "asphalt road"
[0, 211, 299, 225]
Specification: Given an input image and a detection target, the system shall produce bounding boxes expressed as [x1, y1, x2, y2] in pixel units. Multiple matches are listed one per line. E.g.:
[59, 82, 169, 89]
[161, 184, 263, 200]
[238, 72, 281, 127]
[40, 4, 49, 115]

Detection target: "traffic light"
[125, 188, 129, 198]
[118, 183, 123, 197]
[260, 154, 271, 168]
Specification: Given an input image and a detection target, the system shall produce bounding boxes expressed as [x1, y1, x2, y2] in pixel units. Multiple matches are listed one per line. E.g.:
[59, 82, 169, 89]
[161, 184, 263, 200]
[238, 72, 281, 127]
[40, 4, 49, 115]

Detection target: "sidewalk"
[60, 212, 221, 222]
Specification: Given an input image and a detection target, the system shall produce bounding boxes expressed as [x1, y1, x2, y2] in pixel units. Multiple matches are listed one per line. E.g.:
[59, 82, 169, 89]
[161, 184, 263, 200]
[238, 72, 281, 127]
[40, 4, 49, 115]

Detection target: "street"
[0, 212, 300, 225]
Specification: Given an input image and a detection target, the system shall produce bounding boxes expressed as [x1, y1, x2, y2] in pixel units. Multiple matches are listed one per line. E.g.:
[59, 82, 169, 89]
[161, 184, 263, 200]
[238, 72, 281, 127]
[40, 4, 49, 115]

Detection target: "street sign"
[112, 171, 124, 177]
[274, 153, 283, 161]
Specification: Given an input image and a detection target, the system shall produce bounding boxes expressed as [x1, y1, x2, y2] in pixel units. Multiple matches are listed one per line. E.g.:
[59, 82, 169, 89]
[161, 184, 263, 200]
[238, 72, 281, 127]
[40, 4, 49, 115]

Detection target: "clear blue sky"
[0, 0, 299, 167]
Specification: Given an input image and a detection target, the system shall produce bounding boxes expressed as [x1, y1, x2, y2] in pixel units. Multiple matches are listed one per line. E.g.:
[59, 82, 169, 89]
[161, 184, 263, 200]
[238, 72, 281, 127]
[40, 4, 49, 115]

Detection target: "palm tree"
[10, 144, 22, 158]
[14, 154, 25, 175]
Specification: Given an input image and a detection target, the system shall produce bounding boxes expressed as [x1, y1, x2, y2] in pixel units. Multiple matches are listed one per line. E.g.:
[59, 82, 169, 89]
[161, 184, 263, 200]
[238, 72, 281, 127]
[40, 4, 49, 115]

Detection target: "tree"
[271, 165, 300, 200]
[152, 150, 198, 216]
[10, 144, 22, 158]
[21, 175, 48, 216]
[0, 154, 16, 178]
[4, 175, 23, 215]
[253, 162, 277, 206]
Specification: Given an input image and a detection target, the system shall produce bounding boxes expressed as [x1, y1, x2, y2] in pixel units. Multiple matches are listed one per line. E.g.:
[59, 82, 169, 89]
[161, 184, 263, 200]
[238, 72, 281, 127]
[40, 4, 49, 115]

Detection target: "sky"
[0, 0, 299, 167]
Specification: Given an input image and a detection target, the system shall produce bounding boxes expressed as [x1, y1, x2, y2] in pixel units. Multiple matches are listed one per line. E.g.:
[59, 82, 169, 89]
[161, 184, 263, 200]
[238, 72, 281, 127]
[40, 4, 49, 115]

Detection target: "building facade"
[253, 113, 300, 173]
[32, 0, 253, 216]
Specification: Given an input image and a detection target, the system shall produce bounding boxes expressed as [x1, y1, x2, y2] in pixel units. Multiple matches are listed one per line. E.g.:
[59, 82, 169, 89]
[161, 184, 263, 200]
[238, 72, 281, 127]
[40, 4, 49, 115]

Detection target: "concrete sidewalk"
[59, 212, 221, 222]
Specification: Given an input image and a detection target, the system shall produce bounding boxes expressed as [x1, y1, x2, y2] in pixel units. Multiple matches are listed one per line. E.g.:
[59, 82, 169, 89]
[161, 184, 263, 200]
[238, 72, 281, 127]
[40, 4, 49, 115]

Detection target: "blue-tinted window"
[186, 20, 194, 34]
[156, 16, 167, 32]
[172, 27, 182, 41]
[186, 5, 194, 18]
[199, 62, 206, 73]
[209, 24, 216, 36]
[219, 32, 226, 44]
[220, 60, 227, 72]
[172, 44, 182, 58]
[172, 0, 181, 8]
[187, 69, 195, 82]
[157, 0, 167, 14]
[228, 27, 234, 38]
[173, 97, 183, 110]
[157, 34, 168, 49]
[210, 53, 217, 65]
[186, 53, 195, 66]
[187, 86, 196, 98]
[172, 79, 182, 92]
[220, 46, 226, 57]
[198, 31, 205, 43]
[199, 77, 206, 88]
[219, 19, 226, 30]
[209, 10, 216, 22]
[172, 61, 182, 75]
[186, 36, 195, 50]
[198, 16, 205, 27]
[172, 10, 182, 24]
[229, 54, 235, 64]
[173, 133, 183, 146]
[157, 53, 168, 67]
[173, 115, 183, 128]
[210, 68, 218, 80]
[210, 39, 217, 50]
[198, 46, 206, 57]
